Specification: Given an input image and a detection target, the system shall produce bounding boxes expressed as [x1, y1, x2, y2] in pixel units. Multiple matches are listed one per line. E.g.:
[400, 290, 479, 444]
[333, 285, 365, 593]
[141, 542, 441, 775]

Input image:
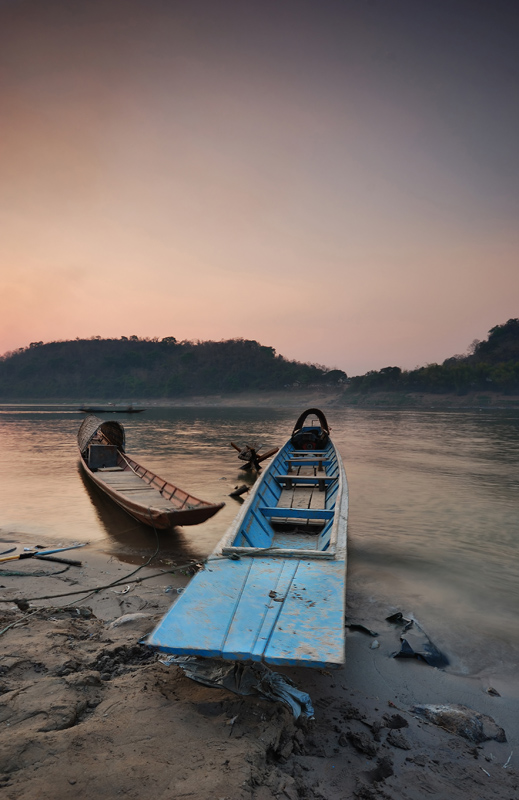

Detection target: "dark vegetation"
[347, 319, 519, 396]
[1, 320, 518, 400]
[0, 336, 347, 399]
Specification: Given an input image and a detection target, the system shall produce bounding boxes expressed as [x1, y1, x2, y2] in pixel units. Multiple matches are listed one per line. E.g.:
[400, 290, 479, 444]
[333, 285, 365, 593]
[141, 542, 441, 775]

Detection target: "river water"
[1, 403, 518, 681]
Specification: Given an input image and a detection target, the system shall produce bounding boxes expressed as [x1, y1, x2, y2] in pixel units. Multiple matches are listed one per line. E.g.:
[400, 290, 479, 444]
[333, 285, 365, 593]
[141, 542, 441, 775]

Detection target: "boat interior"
[223, 412, 341, 558]
[83, 431, 199, 511]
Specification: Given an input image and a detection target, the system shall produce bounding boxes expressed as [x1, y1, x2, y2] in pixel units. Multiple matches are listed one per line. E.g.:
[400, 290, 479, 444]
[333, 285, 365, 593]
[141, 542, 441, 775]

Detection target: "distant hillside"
[346, 319, 519, 396]
[469, 318, 519, 364]
[0, 337, 347, 399]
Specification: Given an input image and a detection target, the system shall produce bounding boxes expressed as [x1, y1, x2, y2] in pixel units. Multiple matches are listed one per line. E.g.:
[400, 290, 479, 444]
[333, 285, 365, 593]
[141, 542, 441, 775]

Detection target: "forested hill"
[346, 319, 519, 396]
[0, 337, 347, 399]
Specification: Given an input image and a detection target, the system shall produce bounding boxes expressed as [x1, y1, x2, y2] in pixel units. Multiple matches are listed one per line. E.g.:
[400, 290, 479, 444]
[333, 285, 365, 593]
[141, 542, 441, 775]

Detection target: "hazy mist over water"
[1, 403, 518, 678]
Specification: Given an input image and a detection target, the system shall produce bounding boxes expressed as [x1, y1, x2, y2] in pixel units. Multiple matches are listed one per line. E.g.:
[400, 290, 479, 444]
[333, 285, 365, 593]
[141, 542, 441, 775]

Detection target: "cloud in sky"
[1, 0, 518, 374]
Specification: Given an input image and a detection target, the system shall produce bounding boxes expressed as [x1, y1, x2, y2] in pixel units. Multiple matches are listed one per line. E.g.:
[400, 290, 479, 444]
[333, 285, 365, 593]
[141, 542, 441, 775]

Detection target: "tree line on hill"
[1, 320, 517, 400]
[347, 319, 519, 395]
[0, 336, 347, 399]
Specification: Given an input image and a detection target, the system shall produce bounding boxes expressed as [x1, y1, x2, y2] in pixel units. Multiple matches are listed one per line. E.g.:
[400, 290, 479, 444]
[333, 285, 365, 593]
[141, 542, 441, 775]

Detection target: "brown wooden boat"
[78, 415, 225, 529]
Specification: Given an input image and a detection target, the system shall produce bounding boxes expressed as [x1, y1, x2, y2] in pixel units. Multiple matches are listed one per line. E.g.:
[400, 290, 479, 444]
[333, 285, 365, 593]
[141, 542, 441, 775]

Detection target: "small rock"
[386, 729, 411, 750]
[370, 720, 382, 742]
[108, 613, 153, 629]
[406, 753, 428, 766]
[65, 671, 102, 687]
[346, 731, 378, 757]
[369, 755, 394, 783]
[383, 713, 409, 729]
[294, 730, 305, 747]
[339, 700, 365, 721]
[412, 703, 506, 744]
[370, 640, 380, 649]
[487, 687, 501, 697]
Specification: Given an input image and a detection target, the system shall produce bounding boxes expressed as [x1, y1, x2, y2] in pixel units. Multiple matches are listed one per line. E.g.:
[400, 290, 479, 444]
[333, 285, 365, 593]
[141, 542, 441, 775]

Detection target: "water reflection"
[1, 403, 519, 676]
[77, 466, 213, 565]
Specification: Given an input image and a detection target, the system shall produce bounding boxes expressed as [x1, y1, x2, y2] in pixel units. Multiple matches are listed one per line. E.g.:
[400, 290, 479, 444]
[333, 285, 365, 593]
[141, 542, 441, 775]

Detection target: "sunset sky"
[1, 0, 518, 375]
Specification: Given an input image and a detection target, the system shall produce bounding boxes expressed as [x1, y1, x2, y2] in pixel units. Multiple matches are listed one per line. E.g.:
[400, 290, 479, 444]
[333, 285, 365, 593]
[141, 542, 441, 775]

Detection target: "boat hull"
[77, 415, 224, 529]
[79, 456, 223, 528]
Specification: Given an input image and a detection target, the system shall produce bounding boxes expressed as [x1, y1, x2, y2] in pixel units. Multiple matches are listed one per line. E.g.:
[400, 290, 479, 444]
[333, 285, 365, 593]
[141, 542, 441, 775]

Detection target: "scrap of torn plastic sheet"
[160, 655, 314, 719]
[387, 612, 449, 668]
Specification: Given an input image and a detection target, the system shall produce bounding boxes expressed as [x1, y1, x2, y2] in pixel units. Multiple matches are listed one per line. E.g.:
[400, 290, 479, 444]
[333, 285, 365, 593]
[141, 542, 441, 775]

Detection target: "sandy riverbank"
[0, 535, 517, 799]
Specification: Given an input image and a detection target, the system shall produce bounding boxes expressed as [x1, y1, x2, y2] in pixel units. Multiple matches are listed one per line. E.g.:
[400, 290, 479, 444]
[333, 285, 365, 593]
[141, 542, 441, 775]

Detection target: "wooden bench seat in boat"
[276, 474, 337, 487]
[289, 450, 329, 456]
[259, 507, 333, 520]
[278, 485, 327, 509]
[286, 460, 332, 467]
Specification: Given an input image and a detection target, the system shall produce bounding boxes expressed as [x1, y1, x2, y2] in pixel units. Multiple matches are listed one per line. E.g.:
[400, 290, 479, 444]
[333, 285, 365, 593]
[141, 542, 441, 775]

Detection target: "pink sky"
[1, 0, 518, 375]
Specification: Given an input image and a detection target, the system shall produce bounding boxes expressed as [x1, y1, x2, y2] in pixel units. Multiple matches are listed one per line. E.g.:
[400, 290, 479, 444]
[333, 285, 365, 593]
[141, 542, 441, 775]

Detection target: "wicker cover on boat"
[77, 415, 126, 454]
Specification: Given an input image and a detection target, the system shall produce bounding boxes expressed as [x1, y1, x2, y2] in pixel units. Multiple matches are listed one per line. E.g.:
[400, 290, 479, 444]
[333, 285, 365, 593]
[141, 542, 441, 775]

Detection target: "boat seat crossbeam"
[276, 474, 337, 487]
[258, 507, 334, 521]
[286, 459, 332, 470]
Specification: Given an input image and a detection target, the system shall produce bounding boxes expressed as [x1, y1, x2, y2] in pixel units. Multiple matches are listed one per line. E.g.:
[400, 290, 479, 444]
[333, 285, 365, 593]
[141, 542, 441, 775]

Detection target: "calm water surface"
[1, 404, 518, 679]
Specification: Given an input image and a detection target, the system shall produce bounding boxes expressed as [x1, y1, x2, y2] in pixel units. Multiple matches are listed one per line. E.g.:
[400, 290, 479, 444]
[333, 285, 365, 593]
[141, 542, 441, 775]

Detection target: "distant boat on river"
[79, 404, 146, 413]
[77, 415, 225, 529]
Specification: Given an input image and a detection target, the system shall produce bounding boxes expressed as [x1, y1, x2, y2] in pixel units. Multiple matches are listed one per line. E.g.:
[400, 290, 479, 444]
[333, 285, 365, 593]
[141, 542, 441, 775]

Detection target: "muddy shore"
[0, 536, 517, 799]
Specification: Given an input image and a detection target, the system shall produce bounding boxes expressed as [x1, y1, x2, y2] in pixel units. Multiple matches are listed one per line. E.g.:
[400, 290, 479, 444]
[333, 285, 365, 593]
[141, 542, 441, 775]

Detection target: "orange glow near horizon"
[1, 1, 518, 375]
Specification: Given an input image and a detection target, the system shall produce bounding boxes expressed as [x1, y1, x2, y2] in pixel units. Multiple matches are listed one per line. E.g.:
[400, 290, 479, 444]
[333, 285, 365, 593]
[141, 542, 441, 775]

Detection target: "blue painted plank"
[264, 560, 346, 668]
[276, 475, 337, 485]
[147, 559, 252, 657]
[250, 559, 299, 659]
[238, 507, 272, 548]
[148, 556, 346, 668]
[285, 459, 333, 467]
[222, 559, 294, 660]
[259, 507, 334, 520]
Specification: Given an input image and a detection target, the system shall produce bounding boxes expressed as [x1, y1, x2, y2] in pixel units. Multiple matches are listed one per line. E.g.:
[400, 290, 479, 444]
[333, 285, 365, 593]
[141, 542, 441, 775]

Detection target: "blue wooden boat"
[147, 409, 348, 669]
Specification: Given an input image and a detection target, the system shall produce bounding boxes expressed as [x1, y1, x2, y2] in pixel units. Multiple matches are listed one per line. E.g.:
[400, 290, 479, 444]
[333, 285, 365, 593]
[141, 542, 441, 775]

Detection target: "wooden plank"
[271, 532, 319, 550]
[309, 488, 326, 510]
[259, 507, 333, 520]
[277, 475, 336, 485]
[99, 483, 156, 493]
[264, 560, 346, 668]
[222, 559, 289, 660]
[278, 488, 296, 507]
[250, 560, 299, 659]
[100, 477, 147, 486]
[291, 487, 313, 510]
[221, 546, 334, 559]
[147, 559, 253, 657]
[286, 460, 332, 467]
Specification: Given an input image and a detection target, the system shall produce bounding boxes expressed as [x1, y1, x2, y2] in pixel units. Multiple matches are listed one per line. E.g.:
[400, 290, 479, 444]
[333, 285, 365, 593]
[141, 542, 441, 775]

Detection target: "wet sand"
[0, 535, 517, 799]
